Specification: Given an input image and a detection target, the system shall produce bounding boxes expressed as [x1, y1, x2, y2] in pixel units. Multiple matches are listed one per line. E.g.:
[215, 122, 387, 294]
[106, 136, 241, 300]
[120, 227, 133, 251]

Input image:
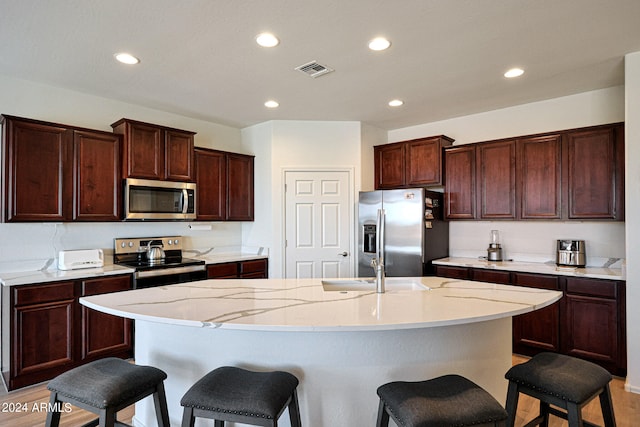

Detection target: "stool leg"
[99, 408, 117, 427]
[153, 382, 171, 427]
[599, 385, 617, 427]
[180, 407, 195, 427]
[504, 381, 519, 427]
[566, 402, 583, 427]
[44, 392, 62, 427]
[288, 390, 302, 427]
[540, 400, 551, 427]
[375, 399, 390, 427]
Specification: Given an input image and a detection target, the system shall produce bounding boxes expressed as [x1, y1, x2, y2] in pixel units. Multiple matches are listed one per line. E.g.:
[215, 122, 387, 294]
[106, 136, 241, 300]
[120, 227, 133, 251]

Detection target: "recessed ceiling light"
[504, 68, 524, 78]
[388, 99, 404, 107]
[256, 33, 279, 48]
[264, 100, 279, 108]
[368, 37, 391, 51]
[114, 52, 140, 65]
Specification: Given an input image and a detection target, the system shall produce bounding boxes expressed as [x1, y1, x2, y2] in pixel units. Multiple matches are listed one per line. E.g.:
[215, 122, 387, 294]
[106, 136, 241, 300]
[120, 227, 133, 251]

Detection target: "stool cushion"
[181, 366, 299, 420]
[505, 352, 612, 403]
[377, 374, 508, 427]
[47, 358, 167, 409]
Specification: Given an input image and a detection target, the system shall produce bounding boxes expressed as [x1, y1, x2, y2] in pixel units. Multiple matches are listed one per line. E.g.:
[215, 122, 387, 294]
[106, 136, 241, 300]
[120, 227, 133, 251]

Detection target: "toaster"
[58, 249, 104, 270]
[556, 240, 586, 267]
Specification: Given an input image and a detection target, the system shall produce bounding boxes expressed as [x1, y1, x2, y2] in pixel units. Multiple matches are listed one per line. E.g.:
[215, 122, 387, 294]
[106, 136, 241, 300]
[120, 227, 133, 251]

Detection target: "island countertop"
[80, 276, 562, 331]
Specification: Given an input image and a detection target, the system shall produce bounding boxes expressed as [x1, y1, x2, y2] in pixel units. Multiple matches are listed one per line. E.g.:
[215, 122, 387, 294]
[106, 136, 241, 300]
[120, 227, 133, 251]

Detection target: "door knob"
[338, 251, 348, 257]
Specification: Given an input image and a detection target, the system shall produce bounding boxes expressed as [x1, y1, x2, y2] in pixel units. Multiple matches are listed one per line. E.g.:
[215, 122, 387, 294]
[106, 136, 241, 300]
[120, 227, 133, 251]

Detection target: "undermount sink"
[321, 278, 430, 292]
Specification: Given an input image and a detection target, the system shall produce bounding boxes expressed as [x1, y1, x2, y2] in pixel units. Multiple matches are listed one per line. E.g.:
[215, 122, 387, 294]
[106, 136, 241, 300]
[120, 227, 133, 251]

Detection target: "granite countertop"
[432, 257, 625, 280]
[80, 276, 562, 332]
[0, 264, 135, 287]
[0, 250, 269, 287]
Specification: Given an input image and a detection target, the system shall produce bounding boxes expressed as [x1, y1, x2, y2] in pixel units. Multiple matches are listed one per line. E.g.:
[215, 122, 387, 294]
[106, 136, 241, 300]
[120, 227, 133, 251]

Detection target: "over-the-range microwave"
[124, 178, 196, 220]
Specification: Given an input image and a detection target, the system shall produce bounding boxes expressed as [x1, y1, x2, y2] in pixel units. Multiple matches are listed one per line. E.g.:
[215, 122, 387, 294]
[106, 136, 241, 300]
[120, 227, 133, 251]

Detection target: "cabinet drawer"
[14, 281, 75, 306]
[566, 277, 617, 299]
[435, 266, 470, 280]
[207, 262, 239, 278]
[81, 275, 132, 297]
[471, 269, 511, 284]
[512, 273, 559, 290]
[240, 259, 267, 274]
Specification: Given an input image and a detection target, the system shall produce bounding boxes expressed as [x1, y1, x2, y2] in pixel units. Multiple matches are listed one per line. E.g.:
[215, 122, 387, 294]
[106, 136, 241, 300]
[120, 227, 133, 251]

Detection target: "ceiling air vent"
[295, 61, 334, 78]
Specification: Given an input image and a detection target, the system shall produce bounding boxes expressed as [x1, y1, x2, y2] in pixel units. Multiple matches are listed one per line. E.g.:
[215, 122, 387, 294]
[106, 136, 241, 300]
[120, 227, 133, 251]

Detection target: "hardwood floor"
[0, 356, 638, 426]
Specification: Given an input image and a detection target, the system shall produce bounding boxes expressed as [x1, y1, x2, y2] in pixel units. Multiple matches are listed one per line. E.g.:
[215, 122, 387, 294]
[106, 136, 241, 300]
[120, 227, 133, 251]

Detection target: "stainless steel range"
[114, 236, 206, 288]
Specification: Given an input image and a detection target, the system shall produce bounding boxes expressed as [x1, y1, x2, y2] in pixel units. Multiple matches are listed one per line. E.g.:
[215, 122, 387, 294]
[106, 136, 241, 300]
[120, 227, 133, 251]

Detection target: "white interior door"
[284, 170, 352, 278]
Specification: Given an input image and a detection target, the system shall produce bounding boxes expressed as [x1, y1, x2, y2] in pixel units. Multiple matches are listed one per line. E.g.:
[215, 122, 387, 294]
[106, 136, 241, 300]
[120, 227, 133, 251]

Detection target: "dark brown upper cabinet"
[477, 140, 516, 220]
[444, 122, 624, 221]
[565, 124, 624, 220]
[517, 134, 562, 219]
[444, 145, 476, 219]
[195, 148, 254, 221]
[2, 115, 121, 222]
[111, 118, 195, 182]
[375, 136, 453, 189]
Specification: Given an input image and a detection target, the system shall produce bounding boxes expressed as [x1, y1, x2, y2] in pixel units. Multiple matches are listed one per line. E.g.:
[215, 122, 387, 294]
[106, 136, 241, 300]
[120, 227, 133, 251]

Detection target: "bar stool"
[45, 357, 170, 427]
[180, 366, 302, 427]
[505, 352, 616, 427]
[376, 374, 508, 427]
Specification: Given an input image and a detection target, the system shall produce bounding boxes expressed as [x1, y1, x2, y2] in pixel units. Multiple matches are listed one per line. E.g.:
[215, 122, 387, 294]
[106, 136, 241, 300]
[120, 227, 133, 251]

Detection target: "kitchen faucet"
[372, 208, 386, 293]
[371, 257, 385, 293]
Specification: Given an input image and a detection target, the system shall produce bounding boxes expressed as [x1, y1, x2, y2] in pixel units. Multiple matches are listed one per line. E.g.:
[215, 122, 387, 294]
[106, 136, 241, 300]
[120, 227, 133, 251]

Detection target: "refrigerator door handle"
[376, 208, 385, 263]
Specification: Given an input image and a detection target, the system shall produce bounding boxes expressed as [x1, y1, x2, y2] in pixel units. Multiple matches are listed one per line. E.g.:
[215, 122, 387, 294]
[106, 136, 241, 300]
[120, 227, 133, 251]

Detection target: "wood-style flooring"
[0, 356, 638, 426]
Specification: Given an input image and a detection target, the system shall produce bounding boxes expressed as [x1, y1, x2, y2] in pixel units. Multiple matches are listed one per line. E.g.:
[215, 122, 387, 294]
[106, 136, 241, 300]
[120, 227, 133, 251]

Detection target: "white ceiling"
[1, 0, 639, 130]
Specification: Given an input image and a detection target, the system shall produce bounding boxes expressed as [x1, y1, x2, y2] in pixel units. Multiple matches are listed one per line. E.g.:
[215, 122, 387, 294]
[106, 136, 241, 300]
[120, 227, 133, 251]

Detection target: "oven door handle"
[135, 264, 206, 279]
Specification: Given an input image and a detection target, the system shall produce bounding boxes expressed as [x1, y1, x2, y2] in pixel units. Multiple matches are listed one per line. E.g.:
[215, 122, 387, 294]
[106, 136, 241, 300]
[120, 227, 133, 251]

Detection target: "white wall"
[242, 120, 362, 278]
[624, 52, 640, 393]
[0, 75, 244, 272]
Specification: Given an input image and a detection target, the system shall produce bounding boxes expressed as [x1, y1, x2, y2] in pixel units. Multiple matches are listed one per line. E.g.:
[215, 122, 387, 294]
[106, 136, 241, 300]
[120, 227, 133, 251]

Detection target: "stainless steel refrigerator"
[357, 188, 449, 277]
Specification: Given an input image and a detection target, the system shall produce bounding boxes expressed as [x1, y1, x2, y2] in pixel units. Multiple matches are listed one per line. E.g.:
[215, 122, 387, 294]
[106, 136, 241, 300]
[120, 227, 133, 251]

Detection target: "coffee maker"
[487, 230, 503, 262]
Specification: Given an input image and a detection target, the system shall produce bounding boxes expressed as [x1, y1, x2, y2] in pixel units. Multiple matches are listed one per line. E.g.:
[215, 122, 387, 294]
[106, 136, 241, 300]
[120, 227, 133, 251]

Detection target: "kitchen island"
[81, 276, 561, 427]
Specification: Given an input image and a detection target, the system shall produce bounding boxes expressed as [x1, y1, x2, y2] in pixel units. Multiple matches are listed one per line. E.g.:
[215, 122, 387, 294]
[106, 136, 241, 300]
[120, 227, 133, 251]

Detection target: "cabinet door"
[227, 153, 254, 221]
[119, 121, 164, 180]
[73, 130, 121, 221]
[165, 129, 194, 181]
[80, 275, 133, 361]
[564, 278, 622, 373]
[511, 273, 561, 355]
[517, 134, 562, 219]
[444, 146, 476, 219]
[195, 149, 227, 221]
[477, 140, 516, 219]
[3, 117, 71, 221]
[11, 281, 75, 390]
[406, 138, 442, 186]
[566, 126, 623, 219]
[375, 143, 405, 189]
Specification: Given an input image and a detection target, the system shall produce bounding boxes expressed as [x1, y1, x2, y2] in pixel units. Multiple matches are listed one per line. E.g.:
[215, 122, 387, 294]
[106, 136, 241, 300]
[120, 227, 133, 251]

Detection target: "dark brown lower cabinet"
[207, 258, 268, 279]
[5, 275, 133, 390]
[512, 273, 560, 355]
[434, 265, 626, 375]
[80, 276, 133, 361]
[564, 277, 626, 376]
